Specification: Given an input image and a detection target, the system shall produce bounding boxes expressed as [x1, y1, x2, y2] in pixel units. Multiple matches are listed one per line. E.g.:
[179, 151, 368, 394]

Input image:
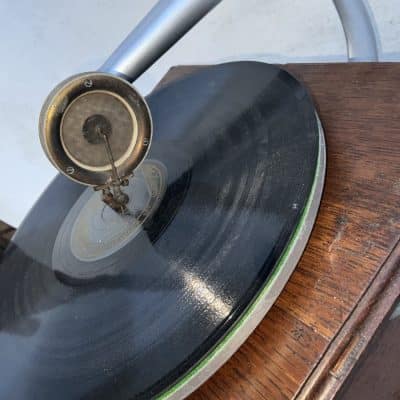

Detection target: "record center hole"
[82, 114, 112, 144]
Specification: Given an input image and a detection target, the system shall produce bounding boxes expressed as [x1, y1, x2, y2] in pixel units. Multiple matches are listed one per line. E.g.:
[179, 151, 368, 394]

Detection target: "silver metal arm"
[100, 0, 379, 83]
[333, 0, 378, 61]
[100, 0, 222, 82]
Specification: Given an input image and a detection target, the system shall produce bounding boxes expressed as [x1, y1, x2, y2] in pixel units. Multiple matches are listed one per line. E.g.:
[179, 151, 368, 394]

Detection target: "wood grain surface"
[1, 63, 399, 399]
[0, 220, 14, 254]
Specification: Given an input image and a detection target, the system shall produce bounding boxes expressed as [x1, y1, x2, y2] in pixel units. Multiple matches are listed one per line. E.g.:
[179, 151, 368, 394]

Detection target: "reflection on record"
[0, 62, 319, 400]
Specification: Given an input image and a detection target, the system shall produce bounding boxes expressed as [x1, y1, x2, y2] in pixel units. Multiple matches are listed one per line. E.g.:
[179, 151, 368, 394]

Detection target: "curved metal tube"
[333, 0, 378, 61]
[101, 0, 222, 82]
[101, 0, 379, 81]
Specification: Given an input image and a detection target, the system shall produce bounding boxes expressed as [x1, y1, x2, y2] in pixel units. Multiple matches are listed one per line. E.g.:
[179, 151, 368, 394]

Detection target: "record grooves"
[0, 62, 323, 400]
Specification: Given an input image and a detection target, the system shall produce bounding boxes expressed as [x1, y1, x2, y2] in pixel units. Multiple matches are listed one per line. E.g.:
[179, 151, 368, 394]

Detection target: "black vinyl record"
[0, 62, 322, 399]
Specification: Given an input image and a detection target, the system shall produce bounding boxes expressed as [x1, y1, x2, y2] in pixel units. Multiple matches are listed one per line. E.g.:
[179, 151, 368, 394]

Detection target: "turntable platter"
[0, 62, 325, 399]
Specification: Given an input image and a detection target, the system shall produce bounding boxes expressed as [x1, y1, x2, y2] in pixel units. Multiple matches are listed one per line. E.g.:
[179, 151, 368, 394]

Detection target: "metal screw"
[84, 79, 93, 88]
[66, 166, 75, 175]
